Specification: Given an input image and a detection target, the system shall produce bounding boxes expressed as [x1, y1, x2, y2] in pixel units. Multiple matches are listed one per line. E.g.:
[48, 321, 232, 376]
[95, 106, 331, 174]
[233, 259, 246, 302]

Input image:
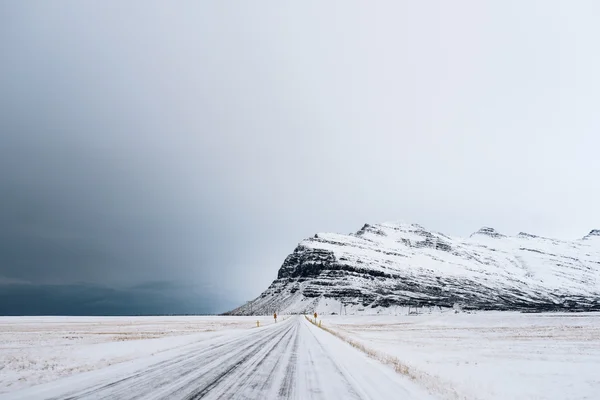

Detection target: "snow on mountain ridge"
[229, 222, 600, 315]
[583, 229, 600, 240]
[470, 226, 506, 239]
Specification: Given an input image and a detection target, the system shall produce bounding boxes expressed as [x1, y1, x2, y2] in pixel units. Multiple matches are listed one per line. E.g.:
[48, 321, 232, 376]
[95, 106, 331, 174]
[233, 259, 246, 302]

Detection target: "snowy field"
[324, 312, 600, 400]
[1, 313, 599, 399]
[0, 315, 275, 393]
[1, 316, 430, 400]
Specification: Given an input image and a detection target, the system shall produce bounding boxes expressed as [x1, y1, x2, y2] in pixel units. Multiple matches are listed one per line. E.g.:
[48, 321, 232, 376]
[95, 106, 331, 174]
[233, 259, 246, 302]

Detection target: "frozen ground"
[0, 316, 431, 400]
[0, 315, 276, 393]
[2, 313, 598, 399]
[324, 311, 600, 400]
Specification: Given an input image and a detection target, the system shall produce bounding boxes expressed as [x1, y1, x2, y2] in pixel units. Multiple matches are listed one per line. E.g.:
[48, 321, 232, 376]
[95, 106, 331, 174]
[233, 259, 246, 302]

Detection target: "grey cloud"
[0, 281, 237, 316]
[1, 1, 598, 314]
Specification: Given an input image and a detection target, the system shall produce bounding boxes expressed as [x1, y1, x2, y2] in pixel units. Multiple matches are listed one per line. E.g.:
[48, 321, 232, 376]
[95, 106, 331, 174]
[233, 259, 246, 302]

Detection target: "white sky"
[1, 1, 599, 303]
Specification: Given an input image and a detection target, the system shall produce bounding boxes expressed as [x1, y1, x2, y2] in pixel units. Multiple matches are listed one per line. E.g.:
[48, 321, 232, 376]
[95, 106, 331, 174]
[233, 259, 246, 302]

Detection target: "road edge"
[304, 316, 468, 400]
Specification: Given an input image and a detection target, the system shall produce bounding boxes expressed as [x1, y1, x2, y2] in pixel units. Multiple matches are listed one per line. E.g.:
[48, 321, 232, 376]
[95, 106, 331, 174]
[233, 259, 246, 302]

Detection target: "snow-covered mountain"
[230, 222, 600, 315]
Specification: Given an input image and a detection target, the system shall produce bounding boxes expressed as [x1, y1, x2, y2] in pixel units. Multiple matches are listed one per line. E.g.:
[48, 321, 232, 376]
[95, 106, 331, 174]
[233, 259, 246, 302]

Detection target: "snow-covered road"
[2, 316, 432, 400]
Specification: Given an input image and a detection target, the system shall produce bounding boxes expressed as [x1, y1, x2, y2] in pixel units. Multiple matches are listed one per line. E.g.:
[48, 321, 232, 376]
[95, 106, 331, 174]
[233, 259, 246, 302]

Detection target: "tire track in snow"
[185, 322, 296, 399]
[6, 317, 435, 400]
[277, 325, 300, 398]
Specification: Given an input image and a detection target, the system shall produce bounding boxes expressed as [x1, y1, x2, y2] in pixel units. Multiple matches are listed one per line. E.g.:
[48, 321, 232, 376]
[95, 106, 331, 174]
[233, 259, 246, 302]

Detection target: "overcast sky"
[1, 1, 599, 314]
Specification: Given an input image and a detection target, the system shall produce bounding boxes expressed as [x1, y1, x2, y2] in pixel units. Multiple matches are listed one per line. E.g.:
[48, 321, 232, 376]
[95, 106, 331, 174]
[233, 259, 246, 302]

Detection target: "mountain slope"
[231, 222, 600, 315]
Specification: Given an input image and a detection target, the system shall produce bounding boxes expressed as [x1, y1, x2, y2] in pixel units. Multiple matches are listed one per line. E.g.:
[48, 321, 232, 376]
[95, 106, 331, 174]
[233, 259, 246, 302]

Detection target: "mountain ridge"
[229, 222, 600, 315]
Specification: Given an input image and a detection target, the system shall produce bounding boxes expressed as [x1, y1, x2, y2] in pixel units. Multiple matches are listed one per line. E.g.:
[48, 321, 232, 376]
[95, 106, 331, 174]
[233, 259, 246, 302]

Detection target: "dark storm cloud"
[1, 1, 599, 314]
[0, 282, 239, 316]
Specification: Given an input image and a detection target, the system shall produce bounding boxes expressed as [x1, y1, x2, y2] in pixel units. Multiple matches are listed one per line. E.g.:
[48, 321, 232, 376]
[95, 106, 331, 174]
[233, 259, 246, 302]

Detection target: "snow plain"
[324, 311, 600, 400]
[1, 313, 599, 399]
[0, 315, 275, 394]
[1, 316, 431, 400]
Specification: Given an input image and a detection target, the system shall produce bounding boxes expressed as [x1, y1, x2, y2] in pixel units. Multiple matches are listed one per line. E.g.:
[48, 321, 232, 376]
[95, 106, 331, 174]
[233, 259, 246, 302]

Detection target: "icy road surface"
[2, 316, 432, 400]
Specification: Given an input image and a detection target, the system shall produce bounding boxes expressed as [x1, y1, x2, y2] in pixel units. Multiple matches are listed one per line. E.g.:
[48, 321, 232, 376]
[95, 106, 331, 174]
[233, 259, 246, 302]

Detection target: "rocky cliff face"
[229, 222, 600, 315]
